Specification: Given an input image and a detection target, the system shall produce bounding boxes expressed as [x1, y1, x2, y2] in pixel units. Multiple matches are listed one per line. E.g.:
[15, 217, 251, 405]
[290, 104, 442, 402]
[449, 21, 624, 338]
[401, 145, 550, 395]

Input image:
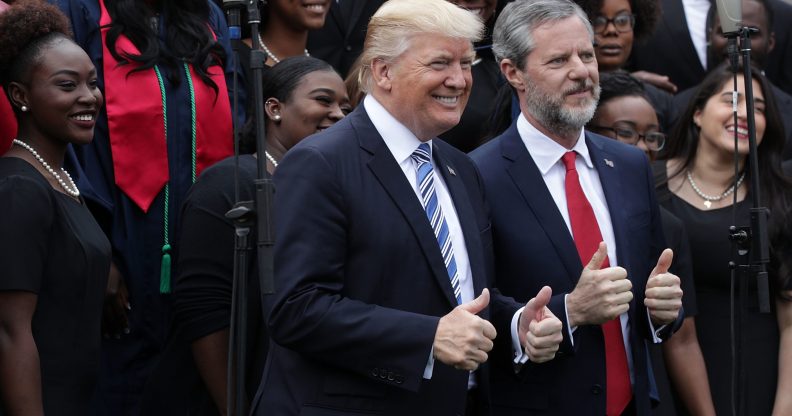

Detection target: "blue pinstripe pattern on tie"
[412, 143, 462, 304]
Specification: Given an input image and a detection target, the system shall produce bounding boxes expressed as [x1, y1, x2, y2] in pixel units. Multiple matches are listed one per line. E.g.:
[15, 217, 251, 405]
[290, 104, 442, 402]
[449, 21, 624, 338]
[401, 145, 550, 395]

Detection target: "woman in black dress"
[0, 1, 110, 415]
[141, 56, 350, 416]
[657, 61, 792, 415]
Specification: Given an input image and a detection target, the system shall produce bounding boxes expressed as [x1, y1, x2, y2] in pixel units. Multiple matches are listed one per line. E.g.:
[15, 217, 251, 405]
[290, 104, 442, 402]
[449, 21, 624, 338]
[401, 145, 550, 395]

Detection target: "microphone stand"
[725, 25, 771, 416]
[223, 1, 275, 414]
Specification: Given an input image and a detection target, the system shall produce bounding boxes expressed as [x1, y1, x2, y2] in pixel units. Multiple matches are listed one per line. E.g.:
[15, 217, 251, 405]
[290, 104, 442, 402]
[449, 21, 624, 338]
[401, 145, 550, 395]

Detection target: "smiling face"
[503, 16, 600, 143]
[269, 0, 331, 30]
[270, 69, 351, 150]
[12, 38, 103, 147]
[593, 0, 634, 71]
[694, 74, 766, 157]
[373, 33, 474, 140]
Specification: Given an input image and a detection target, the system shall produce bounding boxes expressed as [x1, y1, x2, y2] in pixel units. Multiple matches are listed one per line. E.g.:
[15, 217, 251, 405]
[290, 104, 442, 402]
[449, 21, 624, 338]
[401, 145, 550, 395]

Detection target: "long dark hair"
[663, 61, 792, 297]
[104, 0, 226, 93]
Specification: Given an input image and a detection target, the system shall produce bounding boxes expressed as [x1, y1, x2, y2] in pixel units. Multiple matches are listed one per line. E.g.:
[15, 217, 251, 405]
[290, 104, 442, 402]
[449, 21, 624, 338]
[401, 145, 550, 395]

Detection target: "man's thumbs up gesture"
[566, 242, 633, 327]
[519, 286, 563, 363]
[644, 249, 683, 325]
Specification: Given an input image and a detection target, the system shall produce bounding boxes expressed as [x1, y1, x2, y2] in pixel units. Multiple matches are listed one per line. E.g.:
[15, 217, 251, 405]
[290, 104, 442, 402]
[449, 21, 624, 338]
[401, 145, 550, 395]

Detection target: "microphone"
[223, 0, 245, 41]
[715, 0, 742, 36]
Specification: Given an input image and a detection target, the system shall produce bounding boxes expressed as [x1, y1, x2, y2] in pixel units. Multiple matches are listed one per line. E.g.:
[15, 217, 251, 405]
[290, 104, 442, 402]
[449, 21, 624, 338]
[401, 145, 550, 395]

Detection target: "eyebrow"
[49, 68, 97, 78]
[309, 87, 339, 95]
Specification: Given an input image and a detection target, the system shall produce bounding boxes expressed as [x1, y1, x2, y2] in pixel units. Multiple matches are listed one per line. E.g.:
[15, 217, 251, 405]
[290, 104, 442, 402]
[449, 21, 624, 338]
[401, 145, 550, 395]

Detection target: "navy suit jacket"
[470, 124, 676, 415]
[253, 105, 517, 416]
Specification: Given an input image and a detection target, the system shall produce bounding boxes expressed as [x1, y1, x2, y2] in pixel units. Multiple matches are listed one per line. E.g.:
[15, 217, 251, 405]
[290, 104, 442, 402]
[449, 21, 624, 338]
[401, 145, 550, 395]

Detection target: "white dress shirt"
[682, 0, 712, 70]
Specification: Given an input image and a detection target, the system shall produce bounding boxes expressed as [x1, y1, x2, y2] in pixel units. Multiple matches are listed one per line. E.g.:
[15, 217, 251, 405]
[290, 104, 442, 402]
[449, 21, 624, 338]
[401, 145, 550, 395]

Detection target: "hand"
[102, 261, 130, 339]
[519, 286, 563, 363]
[645, 249, 683, 325]
[631, 70, 678, 94]
[433, 289, 497, 371]
[566, 242, 633, 327]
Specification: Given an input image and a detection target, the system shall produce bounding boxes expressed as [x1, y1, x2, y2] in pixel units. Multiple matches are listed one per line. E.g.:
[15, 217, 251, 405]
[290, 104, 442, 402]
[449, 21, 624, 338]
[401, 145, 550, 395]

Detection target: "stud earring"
[20, 105, 28, 112]
[273, 115, 281, 121]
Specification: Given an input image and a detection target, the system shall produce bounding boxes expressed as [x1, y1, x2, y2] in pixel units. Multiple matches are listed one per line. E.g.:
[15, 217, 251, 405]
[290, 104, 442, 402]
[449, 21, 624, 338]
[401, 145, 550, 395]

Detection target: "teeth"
[305, 4, 324, 12]
[71, 114, 93, 121]
[434, 96, 458, 105]
[728, 126, 749, 135]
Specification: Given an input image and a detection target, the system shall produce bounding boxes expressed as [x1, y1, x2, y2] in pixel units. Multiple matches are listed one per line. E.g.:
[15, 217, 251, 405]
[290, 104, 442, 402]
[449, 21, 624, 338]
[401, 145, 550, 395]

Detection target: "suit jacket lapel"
[327, 1, 344, 36]
[433, 144, 486, 297]
[501, 125, 582, 285]
[663, 0, 705, 73]
[352, 109, 460, 307]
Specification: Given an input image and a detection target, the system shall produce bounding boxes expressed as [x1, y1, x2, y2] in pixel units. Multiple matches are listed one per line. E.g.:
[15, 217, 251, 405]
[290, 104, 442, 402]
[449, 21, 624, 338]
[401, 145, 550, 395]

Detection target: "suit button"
[395, 375, 404, 384]
[379, 370, 388, 379]
[344, 44, 352, 51]
[591, 384, 602, 395]
[371, 368, 379, 377]
[387, 372, 395, 381]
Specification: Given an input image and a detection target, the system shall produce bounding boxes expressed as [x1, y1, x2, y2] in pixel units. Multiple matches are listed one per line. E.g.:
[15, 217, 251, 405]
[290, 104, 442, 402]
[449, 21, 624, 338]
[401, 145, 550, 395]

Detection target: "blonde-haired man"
[253, 0, 563, 414]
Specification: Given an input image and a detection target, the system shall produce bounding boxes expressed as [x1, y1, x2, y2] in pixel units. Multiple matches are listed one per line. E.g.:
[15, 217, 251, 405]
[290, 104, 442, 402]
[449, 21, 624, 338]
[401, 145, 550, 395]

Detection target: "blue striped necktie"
[411, 143, 462, 304]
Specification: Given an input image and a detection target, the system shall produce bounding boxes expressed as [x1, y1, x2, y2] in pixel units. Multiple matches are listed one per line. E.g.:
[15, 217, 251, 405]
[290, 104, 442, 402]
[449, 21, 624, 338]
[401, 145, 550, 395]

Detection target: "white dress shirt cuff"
[424, 347, 435, 379]
[646, 309, 666, 343]
[510, 307, 530, 365]
[564, 294, 577, 344]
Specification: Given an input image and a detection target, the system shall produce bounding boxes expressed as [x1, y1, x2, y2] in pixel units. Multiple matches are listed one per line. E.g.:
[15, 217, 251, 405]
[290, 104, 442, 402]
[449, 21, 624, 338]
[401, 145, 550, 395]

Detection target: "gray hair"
[492, 0, 593, 70]
[358, 0, 484, 93]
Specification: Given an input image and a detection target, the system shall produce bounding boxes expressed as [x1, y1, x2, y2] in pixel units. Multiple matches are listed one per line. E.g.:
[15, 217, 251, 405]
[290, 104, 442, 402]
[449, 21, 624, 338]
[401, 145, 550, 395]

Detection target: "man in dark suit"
[630, 0, 792, 95]
[254, 1, 563, 415]
[671, 0, 792, 160]
[471, 0, 684, 414]
[306, 0, 386, 78]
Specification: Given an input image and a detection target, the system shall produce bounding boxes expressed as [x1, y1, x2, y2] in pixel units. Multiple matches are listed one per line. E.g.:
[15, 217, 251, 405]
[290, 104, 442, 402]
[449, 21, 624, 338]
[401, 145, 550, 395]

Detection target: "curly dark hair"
[0, 0, 73, 86]
[575, 0, 659, 42]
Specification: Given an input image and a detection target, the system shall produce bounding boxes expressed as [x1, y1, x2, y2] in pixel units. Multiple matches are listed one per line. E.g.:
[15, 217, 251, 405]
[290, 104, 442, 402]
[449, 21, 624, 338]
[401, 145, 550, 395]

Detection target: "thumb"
[525, 286, 553, 321]
[458, 288, 490, 315]
[650, 249, 674, 278]
[584, 242, 608, 271]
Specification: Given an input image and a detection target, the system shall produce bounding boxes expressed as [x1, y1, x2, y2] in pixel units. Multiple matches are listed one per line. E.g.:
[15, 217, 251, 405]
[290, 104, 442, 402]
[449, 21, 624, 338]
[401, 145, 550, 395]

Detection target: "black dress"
[655, 163, 780, 415]
[0, 157, 110, 415]
[140, 155, 269, 415]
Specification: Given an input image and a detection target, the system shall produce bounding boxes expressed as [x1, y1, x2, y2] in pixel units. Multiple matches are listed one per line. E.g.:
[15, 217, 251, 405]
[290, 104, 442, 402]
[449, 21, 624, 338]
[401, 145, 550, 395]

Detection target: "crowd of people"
[0, 0, 790, 415]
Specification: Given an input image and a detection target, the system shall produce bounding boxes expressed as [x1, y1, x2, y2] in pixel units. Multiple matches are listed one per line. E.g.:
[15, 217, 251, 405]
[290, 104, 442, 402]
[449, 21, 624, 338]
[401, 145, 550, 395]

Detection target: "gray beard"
[524, 79, 600, 139]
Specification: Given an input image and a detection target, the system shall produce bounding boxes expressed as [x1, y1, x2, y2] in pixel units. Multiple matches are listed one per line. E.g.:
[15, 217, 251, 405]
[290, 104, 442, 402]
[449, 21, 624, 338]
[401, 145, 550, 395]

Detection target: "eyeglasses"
[589, 124, 666, 151]
[591, 14, 636, 34]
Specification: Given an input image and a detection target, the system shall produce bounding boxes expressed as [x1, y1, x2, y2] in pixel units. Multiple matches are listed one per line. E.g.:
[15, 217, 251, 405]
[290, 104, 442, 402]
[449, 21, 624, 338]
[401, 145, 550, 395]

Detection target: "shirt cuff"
[423, 347, 435, 379]
[563, 294, 577, 344]
[646, 309, 666, 343]
[510, 307, 530, 365]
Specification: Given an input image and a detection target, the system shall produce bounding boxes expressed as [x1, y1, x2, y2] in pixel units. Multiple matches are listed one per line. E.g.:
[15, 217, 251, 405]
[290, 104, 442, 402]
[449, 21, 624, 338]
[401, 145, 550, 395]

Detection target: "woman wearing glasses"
[589, 70, 718, 416]
[657, 63, 792, 415]
[577, 0, 676, 132]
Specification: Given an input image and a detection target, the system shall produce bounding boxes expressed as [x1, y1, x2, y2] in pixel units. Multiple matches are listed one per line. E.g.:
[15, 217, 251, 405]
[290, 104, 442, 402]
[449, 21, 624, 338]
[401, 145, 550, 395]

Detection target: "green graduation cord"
[155, 63, 197, 294]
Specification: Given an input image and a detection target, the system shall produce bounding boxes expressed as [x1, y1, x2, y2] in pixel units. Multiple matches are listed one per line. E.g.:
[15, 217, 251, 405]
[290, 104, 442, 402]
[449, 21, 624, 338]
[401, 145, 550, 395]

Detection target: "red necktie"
[562, 151, 632, 416]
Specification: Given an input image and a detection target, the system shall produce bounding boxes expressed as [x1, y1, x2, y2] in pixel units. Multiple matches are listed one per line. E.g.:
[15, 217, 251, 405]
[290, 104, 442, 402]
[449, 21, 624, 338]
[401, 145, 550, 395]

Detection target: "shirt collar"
[516, 113, 593, 174]
[363, 94, 431, 164]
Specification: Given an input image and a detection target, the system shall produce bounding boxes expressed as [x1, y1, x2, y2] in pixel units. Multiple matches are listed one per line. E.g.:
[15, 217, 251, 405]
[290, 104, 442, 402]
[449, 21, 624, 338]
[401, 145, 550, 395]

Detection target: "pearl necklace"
[257, 33, 309, 64]
[13, 139, 80, 197]
[264, 151, 279, 167]
[686, 170, 745, 209]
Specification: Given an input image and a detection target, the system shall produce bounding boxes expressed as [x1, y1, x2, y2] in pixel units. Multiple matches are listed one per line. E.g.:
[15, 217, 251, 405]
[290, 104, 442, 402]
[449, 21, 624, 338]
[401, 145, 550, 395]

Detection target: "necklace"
[256, 33, 309, 64]
[12, 139, 80, 197]
[264, 151, 279, 167]
[686, 170, 745, 209]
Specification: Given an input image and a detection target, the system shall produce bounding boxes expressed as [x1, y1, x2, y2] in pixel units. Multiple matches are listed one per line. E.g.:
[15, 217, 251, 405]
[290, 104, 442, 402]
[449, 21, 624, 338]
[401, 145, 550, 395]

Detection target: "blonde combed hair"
[358, 0, 484, 93]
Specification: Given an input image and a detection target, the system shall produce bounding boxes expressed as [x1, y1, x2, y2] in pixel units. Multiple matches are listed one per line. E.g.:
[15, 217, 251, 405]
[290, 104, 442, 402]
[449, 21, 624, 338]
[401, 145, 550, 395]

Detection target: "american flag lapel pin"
[604, 158, 614, 168]
[447, 166, 456, 176]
